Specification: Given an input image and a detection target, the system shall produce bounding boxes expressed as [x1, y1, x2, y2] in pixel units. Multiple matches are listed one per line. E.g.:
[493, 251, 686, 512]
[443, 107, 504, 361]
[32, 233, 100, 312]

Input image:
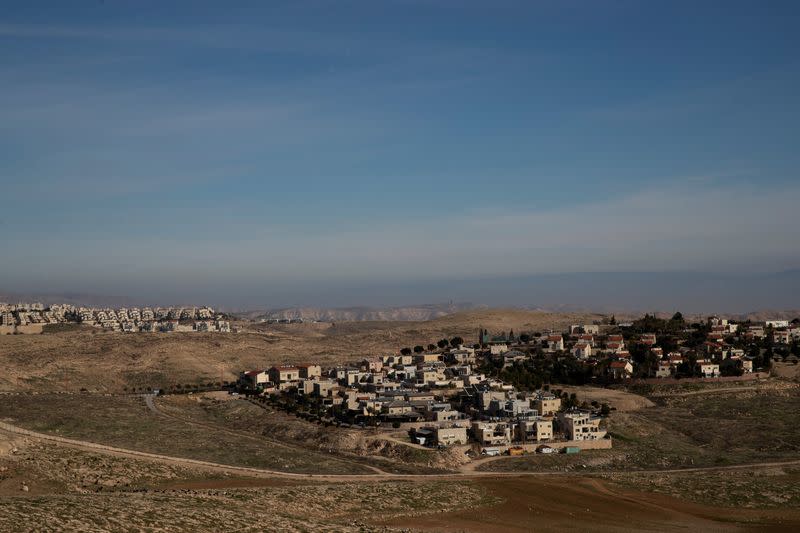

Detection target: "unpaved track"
[143, 394, 388, 474]
[4, 419, 800, 482]
[661, 386, 760, 397]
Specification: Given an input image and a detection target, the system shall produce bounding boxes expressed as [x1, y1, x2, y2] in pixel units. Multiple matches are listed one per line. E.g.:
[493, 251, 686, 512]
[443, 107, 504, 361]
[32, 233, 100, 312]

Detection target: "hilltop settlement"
[238, 313, 799, 452]
[0, 302, 233, 334]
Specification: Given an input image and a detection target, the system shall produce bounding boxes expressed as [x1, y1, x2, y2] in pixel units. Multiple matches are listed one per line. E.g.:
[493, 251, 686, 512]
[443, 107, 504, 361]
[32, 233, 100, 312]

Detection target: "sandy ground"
[560, 385, 655, 411]
[5, 417, 800, 531]
[0, 310, 609, 393]
[379, 476, 800, 532]
[772, 362, 800, 381]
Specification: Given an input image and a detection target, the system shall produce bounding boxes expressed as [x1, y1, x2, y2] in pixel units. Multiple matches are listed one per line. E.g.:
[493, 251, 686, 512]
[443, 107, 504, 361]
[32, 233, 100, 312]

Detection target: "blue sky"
[1, 1, 799, 308]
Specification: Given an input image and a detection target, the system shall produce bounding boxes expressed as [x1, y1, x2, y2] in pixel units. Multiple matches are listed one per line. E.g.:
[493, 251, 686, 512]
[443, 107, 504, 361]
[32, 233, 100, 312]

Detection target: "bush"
[392, 421, 401, 429]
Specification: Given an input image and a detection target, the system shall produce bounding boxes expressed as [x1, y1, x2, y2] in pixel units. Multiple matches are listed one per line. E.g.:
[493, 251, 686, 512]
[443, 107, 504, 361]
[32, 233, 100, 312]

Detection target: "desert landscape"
[0, 309, 609, 393]
[2, 310, 800, 532]
[5, 2, 800, 530]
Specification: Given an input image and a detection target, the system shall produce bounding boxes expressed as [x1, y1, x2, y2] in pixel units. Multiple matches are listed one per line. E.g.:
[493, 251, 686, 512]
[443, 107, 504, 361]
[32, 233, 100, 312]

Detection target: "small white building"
[699, 363, 719, 378]
[573, 343, 592, 359]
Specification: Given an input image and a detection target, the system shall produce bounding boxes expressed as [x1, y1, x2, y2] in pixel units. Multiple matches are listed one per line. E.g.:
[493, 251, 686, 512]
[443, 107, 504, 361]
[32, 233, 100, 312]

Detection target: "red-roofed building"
[651, 346, 663, 358]
[573, 343, 592, 359]
[296, 363, 322, 379]
[609, 360, 633, 379]
[547, 335, 564, 351]
[269, 365, 301, 390]
[579, 334, 595, 347]
[240, 369, 269, 389]
[700, 342, 723, 355]
[606, 341, 624, 353]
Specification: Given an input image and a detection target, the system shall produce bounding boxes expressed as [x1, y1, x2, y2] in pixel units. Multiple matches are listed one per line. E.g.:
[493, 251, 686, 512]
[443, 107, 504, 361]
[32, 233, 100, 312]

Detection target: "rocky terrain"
[0, 309, 610, 393]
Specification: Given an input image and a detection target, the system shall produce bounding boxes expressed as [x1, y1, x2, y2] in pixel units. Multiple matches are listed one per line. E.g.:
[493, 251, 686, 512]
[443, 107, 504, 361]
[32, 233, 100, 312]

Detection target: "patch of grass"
[602, 467, 800, 509]
[483, 384, 800, 473]
[0, 480, 488, 532]
[0, 393, 372, 475]
[156, 395, 453, 474]
[41, 323, 88, 334]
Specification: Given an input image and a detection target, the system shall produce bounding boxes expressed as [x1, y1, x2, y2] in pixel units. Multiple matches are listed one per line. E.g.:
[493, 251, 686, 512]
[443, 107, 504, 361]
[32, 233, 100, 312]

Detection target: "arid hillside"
[0, 310, 608, 393]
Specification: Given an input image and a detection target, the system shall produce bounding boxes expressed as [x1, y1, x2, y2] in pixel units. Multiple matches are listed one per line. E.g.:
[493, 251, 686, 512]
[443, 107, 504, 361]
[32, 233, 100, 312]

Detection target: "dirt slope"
[0, 310, 607, 392]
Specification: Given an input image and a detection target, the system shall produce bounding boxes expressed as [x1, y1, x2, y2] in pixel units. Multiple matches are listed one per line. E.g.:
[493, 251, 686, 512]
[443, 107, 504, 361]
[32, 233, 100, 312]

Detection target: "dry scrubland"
[3, 310, 800, 531]
[0, 390, 464, 475]
[380, 476, 800, 532]
[480, 380, 800, 474]
[0, 392, 449, 475]
[155, 394, 457, 473]
[0, 309, 607, 392]
[4, 426, 800, 532]
[0, 432, 489, 532]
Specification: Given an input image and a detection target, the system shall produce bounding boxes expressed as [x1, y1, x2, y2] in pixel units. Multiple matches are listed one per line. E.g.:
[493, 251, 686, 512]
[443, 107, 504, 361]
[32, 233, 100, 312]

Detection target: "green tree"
[791, 342, 800, 357]
[413, 345, 424, 354]
[450, 336, 464, 347]
[720, 358, 743, 377]
[400, 347, 412, 356]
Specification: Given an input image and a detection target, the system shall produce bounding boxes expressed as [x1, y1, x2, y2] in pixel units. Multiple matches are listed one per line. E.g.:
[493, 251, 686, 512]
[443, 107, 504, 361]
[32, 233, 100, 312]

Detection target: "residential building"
[435, 426, 469, 446]
[516, 418, 553, 443]
[558, 411, 607, 441]
[297, 363, 322, 379]
[546, 335, 564, 351]
[268, 365, 301, 390]
[532, 393, 561, 416]
[699, 363, 719, 378]
[609, 360, 633, 379]
[471, 421, 512, 446]
[573, 343, 592, 359]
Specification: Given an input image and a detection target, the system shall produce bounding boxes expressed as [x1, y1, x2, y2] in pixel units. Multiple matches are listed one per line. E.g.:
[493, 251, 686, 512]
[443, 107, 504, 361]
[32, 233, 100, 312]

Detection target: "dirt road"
[143, 394, 389, 474]
[4, 418, 800, 482]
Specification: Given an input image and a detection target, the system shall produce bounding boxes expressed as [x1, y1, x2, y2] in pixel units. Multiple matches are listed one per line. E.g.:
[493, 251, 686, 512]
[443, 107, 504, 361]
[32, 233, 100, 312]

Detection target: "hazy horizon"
[3, 269, 799, 315]
[2, 1, 799, 310]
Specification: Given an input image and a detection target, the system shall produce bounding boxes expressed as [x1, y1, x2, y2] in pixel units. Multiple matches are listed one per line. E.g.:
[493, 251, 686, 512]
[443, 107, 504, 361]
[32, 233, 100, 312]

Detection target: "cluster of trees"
[482, 355, 595, 390]
[121, 381, 230, 394]
[625, 312, 687, 335]
[400, 336, 465, 355]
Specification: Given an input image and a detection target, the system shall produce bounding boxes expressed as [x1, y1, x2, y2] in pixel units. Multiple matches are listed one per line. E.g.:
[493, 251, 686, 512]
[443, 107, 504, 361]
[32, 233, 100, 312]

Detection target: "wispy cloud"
[5, 180, 798, 289]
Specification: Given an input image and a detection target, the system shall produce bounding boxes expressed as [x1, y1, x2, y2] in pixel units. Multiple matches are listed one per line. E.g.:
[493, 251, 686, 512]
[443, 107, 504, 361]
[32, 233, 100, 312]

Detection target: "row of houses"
[491, 317, 794, 380]
[0, 302, 234, 333]
[239, 345, 610, 449]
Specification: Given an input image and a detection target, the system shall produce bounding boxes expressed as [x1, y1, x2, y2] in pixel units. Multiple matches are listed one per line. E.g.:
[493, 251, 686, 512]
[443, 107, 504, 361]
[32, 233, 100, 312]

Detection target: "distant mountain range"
[240, 305, 799, 324]
[242, 302, 486, 322]
[0, 291, 139, 308]
[3, 269, 798, 318]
